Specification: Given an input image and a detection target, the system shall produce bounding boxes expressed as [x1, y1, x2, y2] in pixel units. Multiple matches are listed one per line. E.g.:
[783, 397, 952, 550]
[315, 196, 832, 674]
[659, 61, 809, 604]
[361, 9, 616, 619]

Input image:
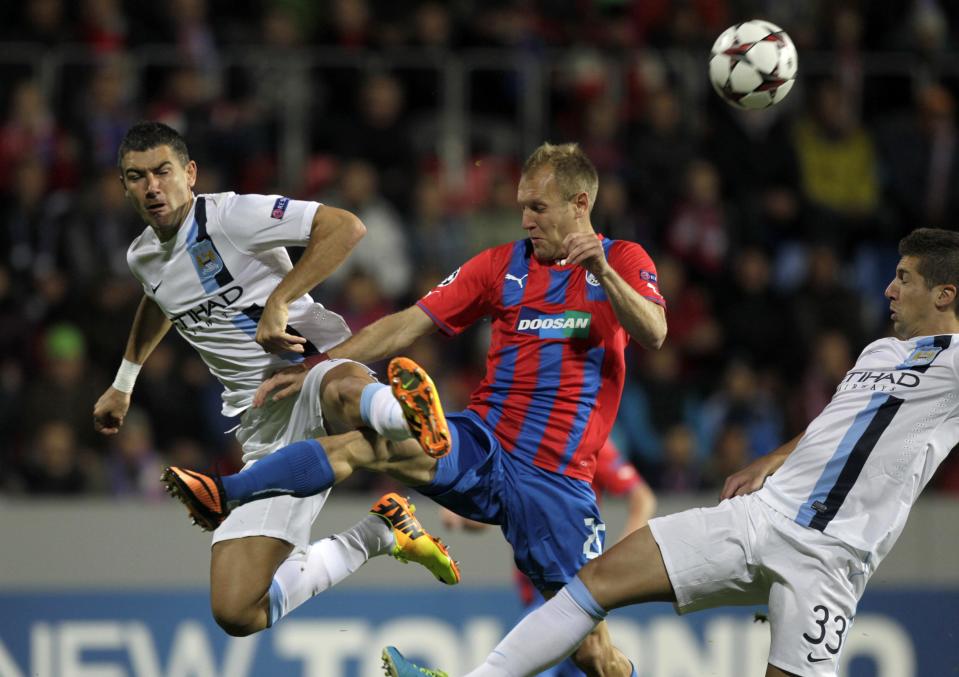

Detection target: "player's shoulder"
[487, 239, 527, 259]
[465, 239, 526, 271]
[606, 237, 653, 261]
[127, 225, 159, 257]
[197, 191, 238, 218]
[198, 190, 237, 206]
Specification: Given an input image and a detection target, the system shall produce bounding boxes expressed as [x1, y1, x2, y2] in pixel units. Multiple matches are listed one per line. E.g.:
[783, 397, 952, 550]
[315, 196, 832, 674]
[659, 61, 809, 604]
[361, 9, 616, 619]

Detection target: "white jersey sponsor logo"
[127, 192, 351, 418]
[758, 334, 959, 565]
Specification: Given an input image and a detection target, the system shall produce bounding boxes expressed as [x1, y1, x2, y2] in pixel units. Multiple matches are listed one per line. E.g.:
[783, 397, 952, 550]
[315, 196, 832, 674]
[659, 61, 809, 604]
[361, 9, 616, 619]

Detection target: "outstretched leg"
[452, 527, 674, 677]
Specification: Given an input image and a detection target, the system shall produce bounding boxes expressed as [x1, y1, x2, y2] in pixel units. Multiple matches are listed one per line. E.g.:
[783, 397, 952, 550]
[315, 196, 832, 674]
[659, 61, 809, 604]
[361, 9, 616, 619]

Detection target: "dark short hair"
[899, 228, 959, 316]
[899, 228, 959, 288]
[522, 142, 599, 211]
[117, 121, 190, 169]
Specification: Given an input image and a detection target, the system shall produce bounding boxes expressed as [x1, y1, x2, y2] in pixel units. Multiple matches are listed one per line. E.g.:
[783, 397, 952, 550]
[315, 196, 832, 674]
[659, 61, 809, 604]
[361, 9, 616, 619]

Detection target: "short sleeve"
[416, 251, 495, 336]
[608, 241, 665, 307]
[215, 193, 320, 253]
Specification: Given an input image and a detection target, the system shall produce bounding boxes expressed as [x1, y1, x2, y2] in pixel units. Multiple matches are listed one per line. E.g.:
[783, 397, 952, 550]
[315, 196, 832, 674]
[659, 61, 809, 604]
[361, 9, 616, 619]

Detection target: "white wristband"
[112, 359, 142, 393]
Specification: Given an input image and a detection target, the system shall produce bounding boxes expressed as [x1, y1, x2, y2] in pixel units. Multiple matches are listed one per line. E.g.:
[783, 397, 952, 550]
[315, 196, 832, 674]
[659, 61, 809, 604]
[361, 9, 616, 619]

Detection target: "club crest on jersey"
[585, 272, 600, 287]
[271, 197, 290, 219]
[516, 307, 591, 339]
[897, 345, 942, 369]
[188, 240, 224, 280]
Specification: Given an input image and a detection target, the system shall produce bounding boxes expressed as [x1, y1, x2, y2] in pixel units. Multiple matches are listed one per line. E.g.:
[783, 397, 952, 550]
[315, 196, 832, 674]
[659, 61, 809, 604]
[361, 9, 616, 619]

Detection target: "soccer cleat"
[370, 492, 461, 585]
[388, 356, 451, 458]
[381, 646, 449, 677]
[161, 466, 230, 531]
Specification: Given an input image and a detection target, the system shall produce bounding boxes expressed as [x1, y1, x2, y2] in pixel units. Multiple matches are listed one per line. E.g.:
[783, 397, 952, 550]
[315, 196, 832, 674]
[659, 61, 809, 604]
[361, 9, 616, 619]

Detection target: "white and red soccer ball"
[709, 20, 798, 110]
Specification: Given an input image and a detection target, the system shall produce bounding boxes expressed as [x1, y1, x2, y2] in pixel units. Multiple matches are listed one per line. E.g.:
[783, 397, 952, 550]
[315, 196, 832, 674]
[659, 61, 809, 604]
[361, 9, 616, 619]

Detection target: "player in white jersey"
[92, 122, 459, 638]
[382, 227, 959, 677]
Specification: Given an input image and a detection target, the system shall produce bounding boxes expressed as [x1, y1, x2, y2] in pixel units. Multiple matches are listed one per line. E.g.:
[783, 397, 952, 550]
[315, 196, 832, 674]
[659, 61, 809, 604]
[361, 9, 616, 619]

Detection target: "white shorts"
[648, 493, 872, 677]
[212, 358, 374, 552]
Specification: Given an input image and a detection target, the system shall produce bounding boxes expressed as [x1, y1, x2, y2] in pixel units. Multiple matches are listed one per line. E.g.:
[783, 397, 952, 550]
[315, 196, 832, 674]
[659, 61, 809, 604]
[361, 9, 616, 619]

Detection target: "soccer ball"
[708, 20, 798, 110]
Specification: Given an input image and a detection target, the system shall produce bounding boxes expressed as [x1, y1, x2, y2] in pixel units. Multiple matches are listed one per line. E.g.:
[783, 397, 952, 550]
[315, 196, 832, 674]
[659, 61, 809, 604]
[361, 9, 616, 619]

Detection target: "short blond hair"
[522, 142, 599, 211]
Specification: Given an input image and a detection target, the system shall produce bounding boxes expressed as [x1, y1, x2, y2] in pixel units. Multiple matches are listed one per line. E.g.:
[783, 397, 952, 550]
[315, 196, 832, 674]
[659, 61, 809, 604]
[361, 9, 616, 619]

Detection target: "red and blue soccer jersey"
[417, 236, 664, 482]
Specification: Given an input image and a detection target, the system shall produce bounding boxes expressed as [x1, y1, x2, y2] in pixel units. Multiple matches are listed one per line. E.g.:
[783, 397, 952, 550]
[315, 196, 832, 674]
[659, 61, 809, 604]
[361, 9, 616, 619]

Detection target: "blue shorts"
[417, 411, 605, 592]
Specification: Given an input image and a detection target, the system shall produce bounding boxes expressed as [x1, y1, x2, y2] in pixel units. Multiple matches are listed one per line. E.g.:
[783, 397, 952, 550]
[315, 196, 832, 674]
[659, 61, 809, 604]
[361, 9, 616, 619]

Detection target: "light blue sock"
[221, 439, 334, 508]
[266, 579, 284, 628]
[358, 382, 383, 427]
[566, 575, 608, 620]
[359, 382, 410, 440]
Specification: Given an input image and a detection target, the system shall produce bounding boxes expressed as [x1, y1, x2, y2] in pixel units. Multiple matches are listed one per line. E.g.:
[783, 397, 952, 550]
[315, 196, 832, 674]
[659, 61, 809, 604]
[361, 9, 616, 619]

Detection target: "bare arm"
[563, 233, 667, 350]
[93, 295, 172, 434]
[595, 267, 667, 350]
[123, 294, 172, 363]
[256, 205, 366, 353]
[327, 305, 438, 364]
[720, 431, 804, 500]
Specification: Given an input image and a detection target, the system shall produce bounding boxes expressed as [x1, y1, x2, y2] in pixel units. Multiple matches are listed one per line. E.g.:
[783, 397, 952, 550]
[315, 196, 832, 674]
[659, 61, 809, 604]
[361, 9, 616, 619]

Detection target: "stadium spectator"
[320, 159, 412, 300]
[654, 423, 705, 493]
[0, 79, 77, 190]
[105, 406, 165, 499]
[787, 330, 855, 437]
[11, 0, 74, 46]
[1, 158, 71, 289]
[628, 87, 696, 237]
[789, 244, 869, 354]
[699, 358, 783, 461]
[715, 247, 790, 372]
[663, 158, 729, 278]
[877, 83, 959, 233]
[652, 255, 722, 383]
[793, 77, 881, 249]
[616, 343, 700, 477]
[10, 420, 102, 495]
[22, 323, 105, 451]
[72, 57, 135, 173]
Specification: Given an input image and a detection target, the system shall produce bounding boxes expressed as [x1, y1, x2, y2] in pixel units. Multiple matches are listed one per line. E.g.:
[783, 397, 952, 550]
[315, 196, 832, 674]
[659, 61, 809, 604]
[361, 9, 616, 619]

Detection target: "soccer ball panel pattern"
[708, 20, 798, 110]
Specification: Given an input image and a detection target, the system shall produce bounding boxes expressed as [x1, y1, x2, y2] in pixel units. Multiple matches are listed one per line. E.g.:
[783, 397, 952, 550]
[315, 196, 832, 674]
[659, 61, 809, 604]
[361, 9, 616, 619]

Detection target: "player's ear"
[186, 160, 198, 188]
[935, 284, 957, 311]
[573, 191, 589, 217]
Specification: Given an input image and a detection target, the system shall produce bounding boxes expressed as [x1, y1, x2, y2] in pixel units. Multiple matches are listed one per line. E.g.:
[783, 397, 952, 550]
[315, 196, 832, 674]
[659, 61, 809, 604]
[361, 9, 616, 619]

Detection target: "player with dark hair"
[94, 121, 460, 638]
[164, 141, 668, 676]
[385, 227, 959, 677]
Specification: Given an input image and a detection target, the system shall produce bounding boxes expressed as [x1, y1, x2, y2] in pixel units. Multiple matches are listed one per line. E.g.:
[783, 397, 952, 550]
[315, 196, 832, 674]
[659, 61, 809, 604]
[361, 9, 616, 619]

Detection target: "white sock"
[268, 514, 393, 626]
[360, 383, 411, 441]
[464, 582, 604, 677]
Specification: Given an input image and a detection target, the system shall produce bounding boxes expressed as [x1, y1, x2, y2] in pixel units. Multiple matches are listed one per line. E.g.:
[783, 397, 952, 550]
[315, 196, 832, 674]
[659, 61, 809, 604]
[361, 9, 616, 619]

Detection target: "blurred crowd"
[2, 0, 959, 500]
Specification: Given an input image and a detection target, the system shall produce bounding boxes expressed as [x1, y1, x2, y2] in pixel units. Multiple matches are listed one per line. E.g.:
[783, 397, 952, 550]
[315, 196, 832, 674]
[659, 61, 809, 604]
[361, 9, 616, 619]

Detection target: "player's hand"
[253, 364, 308, 407]
[255, 301, 307, 355]
[93, 387, 131, 435]
[720, 454, 782, 500]
[561, 232, 610, 277]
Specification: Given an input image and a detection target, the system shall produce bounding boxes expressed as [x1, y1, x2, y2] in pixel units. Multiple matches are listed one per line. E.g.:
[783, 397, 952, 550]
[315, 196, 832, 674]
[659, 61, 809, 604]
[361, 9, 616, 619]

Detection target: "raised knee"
[211, 599, 263, 637]
[320, 372, 370, 431]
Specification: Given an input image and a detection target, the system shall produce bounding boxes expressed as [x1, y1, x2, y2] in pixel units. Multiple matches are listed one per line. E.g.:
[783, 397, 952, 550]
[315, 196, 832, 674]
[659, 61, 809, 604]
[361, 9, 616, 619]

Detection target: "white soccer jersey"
[127, 192, 351, 416]
[758, 334, 959, 564]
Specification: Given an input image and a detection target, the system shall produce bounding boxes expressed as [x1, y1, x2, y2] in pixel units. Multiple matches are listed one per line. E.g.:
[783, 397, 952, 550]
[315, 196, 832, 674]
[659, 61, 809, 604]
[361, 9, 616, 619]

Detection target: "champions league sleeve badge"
[189, 240, 225, 280]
